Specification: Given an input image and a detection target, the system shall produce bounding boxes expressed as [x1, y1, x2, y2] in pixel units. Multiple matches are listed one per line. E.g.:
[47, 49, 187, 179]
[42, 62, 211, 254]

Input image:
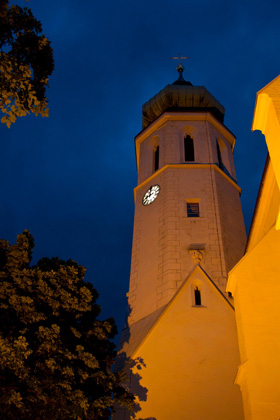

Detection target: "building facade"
[116, 67, 247, 420]
[227, 75, 280, 420]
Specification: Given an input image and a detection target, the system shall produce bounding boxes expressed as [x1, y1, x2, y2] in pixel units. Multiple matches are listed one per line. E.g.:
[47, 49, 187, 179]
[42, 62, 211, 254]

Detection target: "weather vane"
[170, 53, 189, 75]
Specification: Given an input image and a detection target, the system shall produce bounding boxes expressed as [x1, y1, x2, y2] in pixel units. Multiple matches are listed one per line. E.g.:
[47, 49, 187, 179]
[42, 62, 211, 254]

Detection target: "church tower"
[117, 64, 247, 420]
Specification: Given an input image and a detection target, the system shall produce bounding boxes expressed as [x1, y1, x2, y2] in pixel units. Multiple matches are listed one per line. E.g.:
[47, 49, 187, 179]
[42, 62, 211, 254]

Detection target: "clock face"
[142, 184, 160, 206]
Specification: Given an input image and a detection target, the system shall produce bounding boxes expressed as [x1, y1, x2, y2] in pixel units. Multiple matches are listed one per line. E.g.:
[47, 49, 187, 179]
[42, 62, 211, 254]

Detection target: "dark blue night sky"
[1, 0, 279, 336]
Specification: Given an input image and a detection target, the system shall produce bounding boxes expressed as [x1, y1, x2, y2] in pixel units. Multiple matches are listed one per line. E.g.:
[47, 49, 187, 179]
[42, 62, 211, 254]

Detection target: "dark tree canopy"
[0, 231, 134, 419]
[0, 0, 54, 127]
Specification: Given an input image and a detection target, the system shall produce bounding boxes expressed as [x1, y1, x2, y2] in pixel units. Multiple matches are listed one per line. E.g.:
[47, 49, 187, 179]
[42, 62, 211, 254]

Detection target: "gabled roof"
[115, 305, 167, 371]
[116, 265, 233, 370]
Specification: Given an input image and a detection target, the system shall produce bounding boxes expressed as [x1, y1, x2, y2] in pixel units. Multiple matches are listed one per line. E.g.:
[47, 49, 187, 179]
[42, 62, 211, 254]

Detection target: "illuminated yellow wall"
[227, 75, 280, 420]
[129, 266, 244, 420]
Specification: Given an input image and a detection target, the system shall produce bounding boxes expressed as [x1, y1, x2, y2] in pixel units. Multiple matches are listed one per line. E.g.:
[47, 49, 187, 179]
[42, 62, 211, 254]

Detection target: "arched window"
[216, 140, 223, 170]
[184, 135, 194, 161]
[194, 287, 201, 306]
[154, 145, 159, 172]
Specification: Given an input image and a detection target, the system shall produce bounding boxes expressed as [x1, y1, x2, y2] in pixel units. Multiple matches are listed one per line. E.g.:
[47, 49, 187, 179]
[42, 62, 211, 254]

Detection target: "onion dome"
[142, 64, 225, 129]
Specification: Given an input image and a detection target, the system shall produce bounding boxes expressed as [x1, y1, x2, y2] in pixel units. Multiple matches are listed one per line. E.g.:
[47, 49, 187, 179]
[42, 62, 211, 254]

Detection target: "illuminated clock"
[142, 184, 160, 206]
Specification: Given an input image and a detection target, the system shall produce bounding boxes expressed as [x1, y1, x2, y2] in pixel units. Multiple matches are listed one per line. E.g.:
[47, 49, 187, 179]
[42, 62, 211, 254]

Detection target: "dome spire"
[170, 53, 192, 85]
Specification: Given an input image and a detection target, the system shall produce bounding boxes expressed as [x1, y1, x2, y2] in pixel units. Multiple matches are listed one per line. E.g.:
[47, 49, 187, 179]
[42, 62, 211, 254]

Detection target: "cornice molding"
[134, 163, 241, 202]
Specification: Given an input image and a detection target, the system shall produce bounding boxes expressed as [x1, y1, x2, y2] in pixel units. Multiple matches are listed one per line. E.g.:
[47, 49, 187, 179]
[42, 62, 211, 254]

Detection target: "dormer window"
[184, 135, 194, 162]
[154, 145, 159, 172]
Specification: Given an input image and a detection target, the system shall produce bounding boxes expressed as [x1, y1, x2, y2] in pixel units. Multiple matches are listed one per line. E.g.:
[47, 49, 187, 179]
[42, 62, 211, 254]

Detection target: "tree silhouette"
[0, 231, 134, 419]
[0, 0, 54, 127]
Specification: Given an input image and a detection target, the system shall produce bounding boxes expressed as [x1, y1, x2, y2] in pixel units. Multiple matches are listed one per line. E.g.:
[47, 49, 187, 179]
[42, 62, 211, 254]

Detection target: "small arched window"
[216, 140, 223, 170]
[194, 287, 201, 306]
[184, 135, 194, 161]
[154, 145, 159, 172]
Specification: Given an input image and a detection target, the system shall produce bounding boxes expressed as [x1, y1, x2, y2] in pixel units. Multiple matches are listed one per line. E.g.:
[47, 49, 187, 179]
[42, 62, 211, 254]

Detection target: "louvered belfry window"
[217, 140, 223, 169]
[154, 145, 159, 172]
[184, 135, 194, 161]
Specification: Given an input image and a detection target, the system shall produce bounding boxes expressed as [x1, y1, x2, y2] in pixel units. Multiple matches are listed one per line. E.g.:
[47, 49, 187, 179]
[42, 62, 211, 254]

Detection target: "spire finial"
[170, 53, 189, 77]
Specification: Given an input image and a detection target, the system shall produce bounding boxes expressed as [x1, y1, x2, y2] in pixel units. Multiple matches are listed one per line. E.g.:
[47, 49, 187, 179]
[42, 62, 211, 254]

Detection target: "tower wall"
[128, 115, 246, 324]
[116, 84, 246, 420]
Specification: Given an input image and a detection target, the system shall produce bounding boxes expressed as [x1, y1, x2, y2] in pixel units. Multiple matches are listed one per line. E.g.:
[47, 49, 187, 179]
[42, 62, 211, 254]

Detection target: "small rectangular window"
[187, 202, 199, 217]
[194, 288, 201, 305]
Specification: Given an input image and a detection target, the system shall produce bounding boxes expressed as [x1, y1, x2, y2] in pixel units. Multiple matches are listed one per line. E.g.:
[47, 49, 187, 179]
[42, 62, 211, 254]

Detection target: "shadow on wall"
[113, 305, 157, 420]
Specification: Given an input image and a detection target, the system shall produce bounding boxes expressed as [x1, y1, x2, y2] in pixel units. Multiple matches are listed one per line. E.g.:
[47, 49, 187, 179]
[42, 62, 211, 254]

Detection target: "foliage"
[0, 231, 135, 419]
[0, 0, 54, 127]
